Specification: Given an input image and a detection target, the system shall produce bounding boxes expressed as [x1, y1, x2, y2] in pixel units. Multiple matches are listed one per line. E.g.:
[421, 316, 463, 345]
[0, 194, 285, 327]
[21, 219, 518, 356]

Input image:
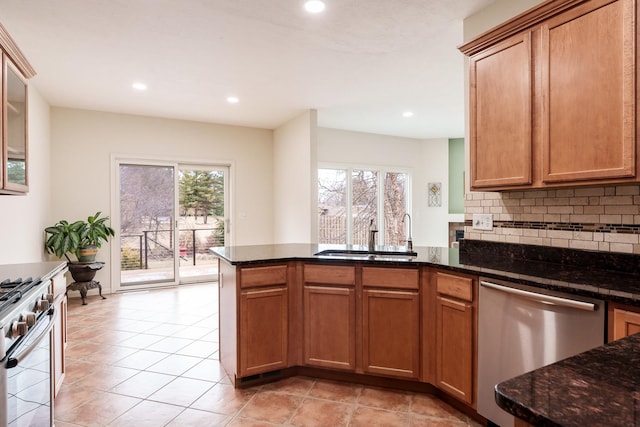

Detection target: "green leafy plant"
[83, 212, 116, 247]
[44, 212, 115, 262]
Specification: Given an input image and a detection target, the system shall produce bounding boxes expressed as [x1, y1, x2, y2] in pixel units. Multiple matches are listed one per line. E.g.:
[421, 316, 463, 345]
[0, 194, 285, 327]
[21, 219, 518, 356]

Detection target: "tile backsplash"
[464, 184, 640, 254]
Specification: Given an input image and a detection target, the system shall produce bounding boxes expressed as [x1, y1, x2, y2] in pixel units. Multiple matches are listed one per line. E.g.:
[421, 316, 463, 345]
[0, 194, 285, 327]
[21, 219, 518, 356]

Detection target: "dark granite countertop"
[496, 333, 640, 427]
[211, 241, 640, 306]
[210, 243, 460, 267]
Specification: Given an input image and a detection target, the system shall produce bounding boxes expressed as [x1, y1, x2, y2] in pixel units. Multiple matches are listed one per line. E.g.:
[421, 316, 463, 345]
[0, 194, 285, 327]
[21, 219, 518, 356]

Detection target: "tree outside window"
[318, 167, 409, 247]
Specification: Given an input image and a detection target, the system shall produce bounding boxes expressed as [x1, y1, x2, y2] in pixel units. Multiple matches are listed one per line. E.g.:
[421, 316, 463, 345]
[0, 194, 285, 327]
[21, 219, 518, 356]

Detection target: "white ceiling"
[0, 0, 495, 139]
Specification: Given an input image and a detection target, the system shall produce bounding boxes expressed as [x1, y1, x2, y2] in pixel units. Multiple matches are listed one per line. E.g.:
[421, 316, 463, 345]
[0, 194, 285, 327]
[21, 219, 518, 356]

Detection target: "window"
[318, 167, 410, 247]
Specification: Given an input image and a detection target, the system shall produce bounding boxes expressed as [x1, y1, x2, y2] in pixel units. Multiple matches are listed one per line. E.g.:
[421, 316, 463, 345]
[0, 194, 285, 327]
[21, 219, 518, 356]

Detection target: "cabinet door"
[469, 31, 533, 188]
[2, 55, 29, 193]
[53, 294, 67, 397]
[541, 0, 635, 183]
[436, 295, 473, 404]
[362, 289, 420, 379]
[609, 304, 640, 341]
[304, 286, 355, 370]
[239, 287, 288, 377]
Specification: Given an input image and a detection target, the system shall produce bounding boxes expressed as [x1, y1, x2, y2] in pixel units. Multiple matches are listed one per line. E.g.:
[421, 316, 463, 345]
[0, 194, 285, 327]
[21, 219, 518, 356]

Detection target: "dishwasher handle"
[480, 280, 597, 312]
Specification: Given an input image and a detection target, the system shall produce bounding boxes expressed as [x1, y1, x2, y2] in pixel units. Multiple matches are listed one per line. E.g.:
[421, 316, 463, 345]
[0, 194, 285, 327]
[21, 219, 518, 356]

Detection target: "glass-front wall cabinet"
[3, 56, 28, 192]
[0, 21, 34, 195]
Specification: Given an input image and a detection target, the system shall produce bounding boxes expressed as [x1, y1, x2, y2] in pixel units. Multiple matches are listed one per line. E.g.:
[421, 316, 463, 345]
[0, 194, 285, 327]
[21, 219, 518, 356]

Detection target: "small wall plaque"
[428, 182, 441, 207]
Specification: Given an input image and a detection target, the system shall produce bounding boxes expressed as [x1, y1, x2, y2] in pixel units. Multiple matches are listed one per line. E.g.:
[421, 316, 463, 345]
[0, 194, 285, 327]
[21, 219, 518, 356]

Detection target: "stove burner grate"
[0, 277, 42, 315]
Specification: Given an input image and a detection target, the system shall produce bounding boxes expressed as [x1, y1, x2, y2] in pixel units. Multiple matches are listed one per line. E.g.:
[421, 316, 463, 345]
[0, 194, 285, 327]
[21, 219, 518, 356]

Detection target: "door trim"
[110, 154, 233, 291]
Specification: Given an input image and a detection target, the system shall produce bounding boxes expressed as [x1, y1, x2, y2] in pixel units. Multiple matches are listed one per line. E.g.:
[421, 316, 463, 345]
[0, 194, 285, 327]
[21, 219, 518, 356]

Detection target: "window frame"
[318, 162, 413, 246]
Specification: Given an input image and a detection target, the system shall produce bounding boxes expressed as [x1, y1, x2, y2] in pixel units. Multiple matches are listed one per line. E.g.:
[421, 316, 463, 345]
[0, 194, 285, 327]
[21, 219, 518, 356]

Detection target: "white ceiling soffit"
[0, 0, 495, 139]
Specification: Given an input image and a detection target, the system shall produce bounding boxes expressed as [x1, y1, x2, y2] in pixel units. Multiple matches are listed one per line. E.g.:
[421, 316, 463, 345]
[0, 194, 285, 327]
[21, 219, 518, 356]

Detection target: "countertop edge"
[210, 244, 640, 306]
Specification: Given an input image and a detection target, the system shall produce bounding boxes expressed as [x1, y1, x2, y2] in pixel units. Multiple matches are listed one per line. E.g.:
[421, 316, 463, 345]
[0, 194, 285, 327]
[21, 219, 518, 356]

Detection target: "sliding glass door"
[177, 165, 227, 283]
[119, 163, 176, 286]
[115, 159, 229, 289]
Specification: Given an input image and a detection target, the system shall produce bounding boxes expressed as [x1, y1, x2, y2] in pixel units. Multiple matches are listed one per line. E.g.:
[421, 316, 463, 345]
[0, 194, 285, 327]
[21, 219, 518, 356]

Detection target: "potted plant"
[44, 212, 115, 282]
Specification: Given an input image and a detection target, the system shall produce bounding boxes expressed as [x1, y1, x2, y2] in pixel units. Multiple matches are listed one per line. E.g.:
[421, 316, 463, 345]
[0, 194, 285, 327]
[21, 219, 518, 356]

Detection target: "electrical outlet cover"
[473, 213, 493, 231]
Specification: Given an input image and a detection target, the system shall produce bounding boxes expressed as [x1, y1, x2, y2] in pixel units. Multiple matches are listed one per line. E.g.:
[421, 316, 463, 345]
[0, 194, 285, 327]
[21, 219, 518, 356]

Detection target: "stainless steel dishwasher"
[478, 277, 605, 427]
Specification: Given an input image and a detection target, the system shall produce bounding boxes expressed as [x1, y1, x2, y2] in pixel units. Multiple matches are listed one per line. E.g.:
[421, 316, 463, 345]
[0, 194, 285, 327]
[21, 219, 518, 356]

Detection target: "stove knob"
[22, 312, 37, 327]
[38, 299, 50, 312]
[46, 293, 54, 304]
[11, 321, 28, 338]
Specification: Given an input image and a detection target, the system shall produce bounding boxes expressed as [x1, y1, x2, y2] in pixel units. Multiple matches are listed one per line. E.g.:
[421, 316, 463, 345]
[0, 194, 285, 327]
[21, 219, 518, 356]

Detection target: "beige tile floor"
[56, 283, 482, 426]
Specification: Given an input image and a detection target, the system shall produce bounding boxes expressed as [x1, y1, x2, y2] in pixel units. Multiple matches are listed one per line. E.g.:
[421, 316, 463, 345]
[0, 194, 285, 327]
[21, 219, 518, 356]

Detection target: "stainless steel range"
[0, 272, 58, 427]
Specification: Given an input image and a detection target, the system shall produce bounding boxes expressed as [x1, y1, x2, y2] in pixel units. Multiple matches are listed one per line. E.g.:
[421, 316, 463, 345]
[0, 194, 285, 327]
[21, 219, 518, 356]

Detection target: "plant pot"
[77, 245, 98, 262]
[68, 261, 104, 283]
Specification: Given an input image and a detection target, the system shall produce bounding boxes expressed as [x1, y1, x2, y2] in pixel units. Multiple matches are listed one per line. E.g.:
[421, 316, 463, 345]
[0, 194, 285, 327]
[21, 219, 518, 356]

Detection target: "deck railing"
[120, 227, 223, 270]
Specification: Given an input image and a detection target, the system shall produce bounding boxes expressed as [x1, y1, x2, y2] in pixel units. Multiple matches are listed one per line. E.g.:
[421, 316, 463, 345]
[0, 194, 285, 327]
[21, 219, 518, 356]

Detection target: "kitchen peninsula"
[212, 241, 640, 426]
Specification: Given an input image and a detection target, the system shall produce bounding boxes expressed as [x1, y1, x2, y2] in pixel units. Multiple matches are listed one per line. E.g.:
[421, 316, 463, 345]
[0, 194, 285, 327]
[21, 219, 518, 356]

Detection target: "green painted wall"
[448, 138, 465, 214]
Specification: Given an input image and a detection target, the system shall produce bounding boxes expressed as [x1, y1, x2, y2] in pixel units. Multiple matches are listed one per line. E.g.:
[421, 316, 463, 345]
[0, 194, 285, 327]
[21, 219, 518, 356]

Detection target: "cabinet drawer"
[436, 272, 473, 302]
[363, 267, 419, 290]
[304, 264, 355, 286]
[51, 270, 68, 299]
[240, 265, 287, 288]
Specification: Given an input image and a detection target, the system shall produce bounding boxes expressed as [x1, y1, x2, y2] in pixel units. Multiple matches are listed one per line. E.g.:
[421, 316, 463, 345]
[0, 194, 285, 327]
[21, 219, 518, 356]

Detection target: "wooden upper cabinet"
[461, 0, 638, 190]
[0, 23, 34, 195]
[541, 0, 635, 183]
[469, 32, 533, 189]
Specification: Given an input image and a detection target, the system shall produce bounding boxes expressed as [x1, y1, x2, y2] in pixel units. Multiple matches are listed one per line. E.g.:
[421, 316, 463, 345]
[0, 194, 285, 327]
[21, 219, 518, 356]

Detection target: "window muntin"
[318, 167, 410, 247]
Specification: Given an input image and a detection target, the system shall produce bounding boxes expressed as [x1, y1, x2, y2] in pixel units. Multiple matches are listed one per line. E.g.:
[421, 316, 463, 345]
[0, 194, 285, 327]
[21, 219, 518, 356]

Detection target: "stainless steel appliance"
[478, 277, 605, 427]
[0, 276, 56, 427]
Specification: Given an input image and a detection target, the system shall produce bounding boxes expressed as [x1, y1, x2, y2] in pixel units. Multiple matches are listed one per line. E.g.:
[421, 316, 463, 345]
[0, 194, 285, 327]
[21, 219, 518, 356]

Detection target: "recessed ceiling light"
[304, 0, 326, 13]
[132, 82, 147, 91]
[402, 111, 414, 117]
[227, 96, 239, 104]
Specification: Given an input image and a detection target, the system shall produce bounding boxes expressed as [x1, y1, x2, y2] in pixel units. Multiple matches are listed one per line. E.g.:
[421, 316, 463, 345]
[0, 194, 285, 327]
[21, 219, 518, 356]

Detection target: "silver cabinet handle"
[480, 280, 597, 312]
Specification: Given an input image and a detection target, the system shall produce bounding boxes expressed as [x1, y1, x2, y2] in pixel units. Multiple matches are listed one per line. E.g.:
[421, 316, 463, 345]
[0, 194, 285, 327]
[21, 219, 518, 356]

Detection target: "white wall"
[273, 110, 317, 244]
[419, 138, 453, 246]
[0, 86, 51, 264]
[317, 127, 453, 247]
[50, 108, 274, 289]
[463, 0, 545, 41]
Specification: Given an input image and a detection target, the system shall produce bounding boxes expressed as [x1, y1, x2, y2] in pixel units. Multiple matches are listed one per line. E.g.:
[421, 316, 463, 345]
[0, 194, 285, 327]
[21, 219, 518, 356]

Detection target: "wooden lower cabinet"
[435, 271, 476, 405]
[223, 259, 480, 414]
[239, 287, 288, 377]
[53, 293, 67, 397]
[608, 302, 640, 341]
[436, 296, 473, 404]
[51, 268, 68, 398]
[362, 288, 420, 379]
[303, 285, 355, 370]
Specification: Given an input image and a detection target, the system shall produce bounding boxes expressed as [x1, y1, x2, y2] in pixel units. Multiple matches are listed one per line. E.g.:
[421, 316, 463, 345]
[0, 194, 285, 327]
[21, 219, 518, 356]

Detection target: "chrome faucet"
[402, 213, 413, 252]
[368, 218, 378, 253]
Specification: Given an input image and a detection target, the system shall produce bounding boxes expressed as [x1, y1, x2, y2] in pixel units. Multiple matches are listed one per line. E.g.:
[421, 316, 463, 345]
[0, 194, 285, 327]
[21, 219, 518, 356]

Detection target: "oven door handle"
[480, 280, 597, 311]
[5, 308, 55, 369]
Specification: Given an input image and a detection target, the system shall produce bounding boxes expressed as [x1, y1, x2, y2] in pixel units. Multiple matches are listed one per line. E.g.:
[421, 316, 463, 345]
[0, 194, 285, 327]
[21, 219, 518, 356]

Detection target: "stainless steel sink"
[313, 249, 418, 261]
